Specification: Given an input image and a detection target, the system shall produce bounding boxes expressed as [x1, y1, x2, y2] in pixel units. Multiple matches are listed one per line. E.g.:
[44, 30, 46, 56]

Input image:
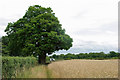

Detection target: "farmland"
[48, 59, 118, 78]
[19, 59, 118, 78]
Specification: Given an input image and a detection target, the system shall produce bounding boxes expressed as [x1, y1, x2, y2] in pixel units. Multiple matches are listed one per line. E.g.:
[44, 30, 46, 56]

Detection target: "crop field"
[48, 59, 118, 78]
[18, 59, 118, 78]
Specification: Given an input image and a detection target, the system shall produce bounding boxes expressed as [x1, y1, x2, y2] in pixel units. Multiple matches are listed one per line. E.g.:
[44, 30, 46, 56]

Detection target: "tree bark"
[38, 53, 46, 64]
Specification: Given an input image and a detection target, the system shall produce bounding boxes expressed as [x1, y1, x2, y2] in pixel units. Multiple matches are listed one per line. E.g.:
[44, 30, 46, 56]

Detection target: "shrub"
[95, 57, 104, 60]
[2, 56, 38, 78]
[112, 57, 118, 59]
[46, 56, 50, 63]
[64, 58, 71, 60]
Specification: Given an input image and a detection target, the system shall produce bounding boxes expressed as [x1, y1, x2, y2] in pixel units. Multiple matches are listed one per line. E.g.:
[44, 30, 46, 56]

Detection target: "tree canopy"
[4, 5, 73, 64]
[1, 36, 9, 56]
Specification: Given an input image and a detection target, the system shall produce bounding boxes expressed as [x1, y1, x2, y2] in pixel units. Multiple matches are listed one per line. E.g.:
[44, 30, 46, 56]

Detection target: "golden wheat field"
[18, 59, 118, 78]
[48, 59, 118, 78]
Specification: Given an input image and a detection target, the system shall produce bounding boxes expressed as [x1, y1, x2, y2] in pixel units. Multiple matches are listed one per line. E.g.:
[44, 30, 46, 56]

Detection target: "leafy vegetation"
[50, 51, 119, 60]
[3, 5, 73, 64]
[2, 57, 37, 78]
[0, 37, 2, 55]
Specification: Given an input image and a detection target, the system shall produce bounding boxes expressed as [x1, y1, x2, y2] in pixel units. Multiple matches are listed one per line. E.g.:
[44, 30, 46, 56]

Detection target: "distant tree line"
[50, 51, 119, 60]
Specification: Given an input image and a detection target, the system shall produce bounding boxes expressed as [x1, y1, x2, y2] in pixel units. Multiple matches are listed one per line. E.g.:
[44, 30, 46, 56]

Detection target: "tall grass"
[17, 59, 118, 78]
[17, 65, 52, 78]
[48, 59, 118, 78]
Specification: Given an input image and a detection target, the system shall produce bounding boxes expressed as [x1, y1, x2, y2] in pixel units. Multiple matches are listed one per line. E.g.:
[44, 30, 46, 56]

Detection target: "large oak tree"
[5, 5, 73, 64]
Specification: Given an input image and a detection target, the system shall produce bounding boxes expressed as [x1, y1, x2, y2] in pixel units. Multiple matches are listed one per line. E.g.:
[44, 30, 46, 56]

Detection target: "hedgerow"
[2, 56, 38, 78]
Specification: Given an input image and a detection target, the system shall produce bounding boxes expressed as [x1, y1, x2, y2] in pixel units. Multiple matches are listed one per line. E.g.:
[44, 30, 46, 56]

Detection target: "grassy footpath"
[45, 66, 52, 78]
[17, 65, 52, 78]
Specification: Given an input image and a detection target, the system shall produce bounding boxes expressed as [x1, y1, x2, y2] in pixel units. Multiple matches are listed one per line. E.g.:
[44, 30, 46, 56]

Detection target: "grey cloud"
[99, 21, 117, 32]
[0, 18, 10, 26]
[0, 17, 21, 37]
[59, 21, 118, 54]
[0, 26, 6, 37]
[0, 18, 8, 37]
[0, 15, 21, 26]
[72, 21, 117, 36]
[55, 46, 117, 54]
[55, 40, 118, 54]
[0, 31, 6, 37]
[74, 40, 98, 47]
[72, 10, 88, 19]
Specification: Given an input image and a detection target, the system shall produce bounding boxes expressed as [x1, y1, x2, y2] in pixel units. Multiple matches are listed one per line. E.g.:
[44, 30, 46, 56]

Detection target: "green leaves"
[2, 57, 37, 78]
[4, 5, 73, 59]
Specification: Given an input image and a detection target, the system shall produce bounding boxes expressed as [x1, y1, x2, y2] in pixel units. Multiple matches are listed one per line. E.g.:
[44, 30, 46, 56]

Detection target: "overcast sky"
[0, 0, 119, 54]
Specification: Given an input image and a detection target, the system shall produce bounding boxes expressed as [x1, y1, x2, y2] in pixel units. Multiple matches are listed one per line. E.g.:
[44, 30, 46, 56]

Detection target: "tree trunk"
[38, 53, 46, 64]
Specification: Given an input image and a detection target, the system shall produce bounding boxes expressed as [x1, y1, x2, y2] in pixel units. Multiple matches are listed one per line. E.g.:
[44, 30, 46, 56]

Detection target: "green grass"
[16, 65, 52, 78]
[16, 67, 33, 78]
[45, 66, 52, 78]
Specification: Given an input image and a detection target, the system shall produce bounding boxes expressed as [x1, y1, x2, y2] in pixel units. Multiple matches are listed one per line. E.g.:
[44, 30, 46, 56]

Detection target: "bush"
[95, 57, 104, 60]
[2, 56, 38, 78]
[112, 57, 118, 59]
[64, 58, 71, 60]
[46, 56, 50, 63]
